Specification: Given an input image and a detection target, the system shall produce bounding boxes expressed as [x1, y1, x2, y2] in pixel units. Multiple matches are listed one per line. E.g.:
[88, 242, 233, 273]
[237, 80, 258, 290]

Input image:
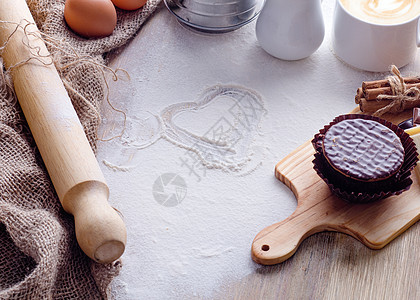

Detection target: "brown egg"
[111, 0, 147, 11]
[64, 0, 117, 38]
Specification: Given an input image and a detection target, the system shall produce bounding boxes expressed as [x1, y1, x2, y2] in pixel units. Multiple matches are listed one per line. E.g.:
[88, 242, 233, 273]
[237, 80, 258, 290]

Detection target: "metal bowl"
[164, 0, 265, 33]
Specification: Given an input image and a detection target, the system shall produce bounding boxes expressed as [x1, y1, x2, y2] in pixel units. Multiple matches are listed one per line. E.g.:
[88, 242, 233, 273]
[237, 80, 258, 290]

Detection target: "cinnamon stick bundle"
[355, 76, 420, 113]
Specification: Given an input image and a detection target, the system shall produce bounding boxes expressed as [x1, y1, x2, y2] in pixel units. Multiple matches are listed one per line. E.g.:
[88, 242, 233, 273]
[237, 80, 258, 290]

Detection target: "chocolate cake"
[312, 114, 418, 203]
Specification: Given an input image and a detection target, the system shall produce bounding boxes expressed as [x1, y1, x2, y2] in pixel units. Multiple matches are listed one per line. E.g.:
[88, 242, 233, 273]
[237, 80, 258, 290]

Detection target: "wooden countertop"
[217, 226, 420, 299]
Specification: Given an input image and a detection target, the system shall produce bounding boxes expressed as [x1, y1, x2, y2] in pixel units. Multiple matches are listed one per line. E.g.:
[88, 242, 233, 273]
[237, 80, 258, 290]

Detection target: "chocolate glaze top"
[323, 119, 404, 181]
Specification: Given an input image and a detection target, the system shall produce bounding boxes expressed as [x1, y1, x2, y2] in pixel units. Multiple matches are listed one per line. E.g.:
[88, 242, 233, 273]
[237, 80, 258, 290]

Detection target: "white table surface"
[96, 1, 420, 298]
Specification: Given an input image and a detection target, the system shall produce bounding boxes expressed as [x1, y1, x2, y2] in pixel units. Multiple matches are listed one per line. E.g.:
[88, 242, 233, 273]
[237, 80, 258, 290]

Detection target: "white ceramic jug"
[256, 0, 325, 60]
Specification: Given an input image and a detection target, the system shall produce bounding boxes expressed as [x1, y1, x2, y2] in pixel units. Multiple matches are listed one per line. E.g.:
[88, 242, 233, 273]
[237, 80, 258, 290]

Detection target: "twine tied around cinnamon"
[373, 65, 420, 117]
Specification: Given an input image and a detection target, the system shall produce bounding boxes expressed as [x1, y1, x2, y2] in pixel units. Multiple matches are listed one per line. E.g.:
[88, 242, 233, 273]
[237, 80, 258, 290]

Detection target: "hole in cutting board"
[261, 245, 270, 251]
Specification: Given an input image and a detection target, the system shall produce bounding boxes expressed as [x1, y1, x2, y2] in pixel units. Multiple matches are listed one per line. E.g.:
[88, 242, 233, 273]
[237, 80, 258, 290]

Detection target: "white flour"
[102, 84, 267, 176]
[98, 79, 280, 299]
[160, 85, 266, 172]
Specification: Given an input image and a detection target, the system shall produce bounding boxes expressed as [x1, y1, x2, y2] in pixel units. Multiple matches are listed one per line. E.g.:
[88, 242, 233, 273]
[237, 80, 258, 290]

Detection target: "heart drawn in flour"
[160, 85, 267, 172]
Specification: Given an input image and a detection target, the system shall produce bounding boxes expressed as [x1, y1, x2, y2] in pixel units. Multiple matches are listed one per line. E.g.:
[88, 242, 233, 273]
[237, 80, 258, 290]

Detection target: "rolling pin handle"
[63, 181, 127, 264]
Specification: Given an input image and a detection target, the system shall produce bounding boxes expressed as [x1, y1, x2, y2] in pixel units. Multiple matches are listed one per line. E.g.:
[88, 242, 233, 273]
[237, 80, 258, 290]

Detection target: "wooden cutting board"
[251, 108, 420, 265]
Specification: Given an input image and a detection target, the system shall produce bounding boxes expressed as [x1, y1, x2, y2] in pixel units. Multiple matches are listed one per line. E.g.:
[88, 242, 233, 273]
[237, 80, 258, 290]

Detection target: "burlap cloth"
[0, 0, 162, 298]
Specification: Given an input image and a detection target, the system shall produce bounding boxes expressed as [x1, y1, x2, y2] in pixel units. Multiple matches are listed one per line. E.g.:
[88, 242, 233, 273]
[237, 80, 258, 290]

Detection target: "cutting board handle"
[251, 204, 326, 265]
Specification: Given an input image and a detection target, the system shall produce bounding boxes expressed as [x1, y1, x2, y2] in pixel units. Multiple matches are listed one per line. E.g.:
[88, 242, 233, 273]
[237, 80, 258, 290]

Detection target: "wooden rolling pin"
[0, 0, 126, 263]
